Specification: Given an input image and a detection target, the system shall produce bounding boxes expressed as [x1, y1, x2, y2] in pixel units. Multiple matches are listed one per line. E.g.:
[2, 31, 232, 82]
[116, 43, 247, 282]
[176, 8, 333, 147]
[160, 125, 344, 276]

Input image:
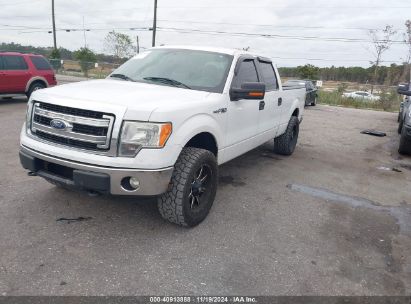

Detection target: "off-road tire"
[157, 147, 218, 227]
[398, 125, 411, 155]
[397, 112, 401, 123]
[274, 116, 299, 156]
[26, 82, 46, 98]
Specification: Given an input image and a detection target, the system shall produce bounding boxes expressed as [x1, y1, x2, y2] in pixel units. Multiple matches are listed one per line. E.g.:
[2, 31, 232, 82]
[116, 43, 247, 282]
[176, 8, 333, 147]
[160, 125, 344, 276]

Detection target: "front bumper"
[19, 146, 174, 196]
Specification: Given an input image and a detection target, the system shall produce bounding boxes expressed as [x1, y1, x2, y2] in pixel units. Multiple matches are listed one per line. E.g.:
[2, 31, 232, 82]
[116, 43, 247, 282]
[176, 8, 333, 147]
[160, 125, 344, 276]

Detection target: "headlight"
[118, 121, 172, 157]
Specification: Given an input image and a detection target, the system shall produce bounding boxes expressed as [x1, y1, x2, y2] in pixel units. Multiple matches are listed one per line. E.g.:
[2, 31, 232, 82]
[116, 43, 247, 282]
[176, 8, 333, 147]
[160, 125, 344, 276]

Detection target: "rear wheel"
[399, 125, 411, 155]
[274, 116, 299, 156]
[311, 97, 317, 106]
[157, 147, 218, 227]
[26, 82, 46, 98]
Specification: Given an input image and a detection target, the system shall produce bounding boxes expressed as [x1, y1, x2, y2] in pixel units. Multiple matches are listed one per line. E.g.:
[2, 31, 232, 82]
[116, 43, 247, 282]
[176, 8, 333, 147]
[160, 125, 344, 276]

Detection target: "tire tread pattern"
[157, 147, 215, 227]
[274, 116, 299, 156]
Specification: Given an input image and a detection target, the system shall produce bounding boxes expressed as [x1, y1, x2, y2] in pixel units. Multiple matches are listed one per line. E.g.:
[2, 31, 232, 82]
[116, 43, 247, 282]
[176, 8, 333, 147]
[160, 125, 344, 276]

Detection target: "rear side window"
[30, 56, 52, 70]
[232, 59, 259, 88]
[259, 61, 278, 91]
[2, 55, 28, 70]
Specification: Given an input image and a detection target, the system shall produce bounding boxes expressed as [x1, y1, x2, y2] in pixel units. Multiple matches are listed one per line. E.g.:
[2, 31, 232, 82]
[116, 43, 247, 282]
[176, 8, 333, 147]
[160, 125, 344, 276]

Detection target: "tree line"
[278, 64, 411, 86]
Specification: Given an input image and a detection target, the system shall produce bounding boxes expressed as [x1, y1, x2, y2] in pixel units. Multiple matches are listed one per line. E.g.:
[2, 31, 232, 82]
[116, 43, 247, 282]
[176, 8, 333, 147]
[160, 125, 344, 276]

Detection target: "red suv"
[0, 52, 57, 98]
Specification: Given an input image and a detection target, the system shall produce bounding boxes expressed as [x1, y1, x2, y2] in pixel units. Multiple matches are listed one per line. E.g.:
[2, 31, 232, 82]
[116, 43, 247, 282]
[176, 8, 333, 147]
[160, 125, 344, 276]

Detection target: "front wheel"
[157, 147, 218, 227]
[274, 116, 299, 156]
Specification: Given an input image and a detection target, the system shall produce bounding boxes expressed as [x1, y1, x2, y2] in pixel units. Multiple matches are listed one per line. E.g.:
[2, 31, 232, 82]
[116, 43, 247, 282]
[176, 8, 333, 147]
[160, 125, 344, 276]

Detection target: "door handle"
[278, 97, 283, 106]
[259, 100, 265, 110]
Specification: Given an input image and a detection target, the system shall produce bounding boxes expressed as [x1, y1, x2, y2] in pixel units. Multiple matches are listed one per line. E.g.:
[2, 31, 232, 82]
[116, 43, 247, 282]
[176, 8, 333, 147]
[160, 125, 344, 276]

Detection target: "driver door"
[225, 57, 261, 159]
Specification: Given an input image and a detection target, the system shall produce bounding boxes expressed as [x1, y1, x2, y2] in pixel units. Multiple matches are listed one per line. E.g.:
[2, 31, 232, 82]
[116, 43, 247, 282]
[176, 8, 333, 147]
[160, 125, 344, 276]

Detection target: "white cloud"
[0, 0, 409, 67]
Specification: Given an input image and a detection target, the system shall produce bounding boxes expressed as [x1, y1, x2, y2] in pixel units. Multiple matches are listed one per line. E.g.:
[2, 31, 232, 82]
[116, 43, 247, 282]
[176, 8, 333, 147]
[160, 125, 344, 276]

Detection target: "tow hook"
[28, 171, 37, 176]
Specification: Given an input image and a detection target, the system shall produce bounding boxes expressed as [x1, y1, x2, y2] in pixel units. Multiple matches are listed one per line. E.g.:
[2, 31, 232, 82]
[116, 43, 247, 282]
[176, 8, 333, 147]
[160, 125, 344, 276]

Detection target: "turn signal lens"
[159, 123, 172, 147]
[249, 92, 264, 97]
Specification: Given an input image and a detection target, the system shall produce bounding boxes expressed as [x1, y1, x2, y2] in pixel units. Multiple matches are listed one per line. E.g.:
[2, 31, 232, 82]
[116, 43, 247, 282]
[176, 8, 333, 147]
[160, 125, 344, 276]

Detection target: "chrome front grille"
[30, 102, 115, 152]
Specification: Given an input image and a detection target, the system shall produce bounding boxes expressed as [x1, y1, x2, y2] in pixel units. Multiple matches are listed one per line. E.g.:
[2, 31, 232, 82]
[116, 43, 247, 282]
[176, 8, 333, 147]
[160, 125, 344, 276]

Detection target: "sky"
[0, 0, 410, 67]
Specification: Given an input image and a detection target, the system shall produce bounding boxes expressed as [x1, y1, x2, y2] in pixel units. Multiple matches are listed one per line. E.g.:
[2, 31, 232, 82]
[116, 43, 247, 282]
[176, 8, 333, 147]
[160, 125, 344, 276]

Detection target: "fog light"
[121, 177, 140, 191]
[129, 177, 140, 190]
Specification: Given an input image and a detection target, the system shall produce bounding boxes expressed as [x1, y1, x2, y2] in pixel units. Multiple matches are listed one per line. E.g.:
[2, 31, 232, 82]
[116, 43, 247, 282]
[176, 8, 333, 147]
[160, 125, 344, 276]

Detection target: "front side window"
[30, 56, 52, 70]
[232, 59, 259, 88]
[2, 55, 28, 70]
[111, 49, 234, 93]
[259, 61, 278, 91]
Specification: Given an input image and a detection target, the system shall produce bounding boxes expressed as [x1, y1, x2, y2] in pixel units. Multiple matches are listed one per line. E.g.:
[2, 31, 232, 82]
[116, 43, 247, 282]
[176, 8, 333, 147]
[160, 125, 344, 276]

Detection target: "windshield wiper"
[143, 77, 191, 89]
[110, 73, 135, 82]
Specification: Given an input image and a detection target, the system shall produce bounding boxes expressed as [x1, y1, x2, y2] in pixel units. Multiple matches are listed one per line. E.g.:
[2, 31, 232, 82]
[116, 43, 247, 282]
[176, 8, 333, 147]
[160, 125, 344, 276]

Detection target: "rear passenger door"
[1, 55, 30, 93]
[256, 58, 282, 137]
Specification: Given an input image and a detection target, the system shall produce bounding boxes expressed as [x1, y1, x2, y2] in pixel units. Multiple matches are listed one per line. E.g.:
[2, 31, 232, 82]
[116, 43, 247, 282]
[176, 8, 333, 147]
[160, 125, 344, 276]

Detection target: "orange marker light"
[249, 92, 264, 97]
[159, 123, 172, 147]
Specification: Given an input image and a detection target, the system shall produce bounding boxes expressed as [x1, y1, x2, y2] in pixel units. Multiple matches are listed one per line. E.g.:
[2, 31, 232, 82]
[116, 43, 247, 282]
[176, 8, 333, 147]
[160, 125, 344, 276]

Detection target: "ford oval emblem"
[50, 119, 67, 130]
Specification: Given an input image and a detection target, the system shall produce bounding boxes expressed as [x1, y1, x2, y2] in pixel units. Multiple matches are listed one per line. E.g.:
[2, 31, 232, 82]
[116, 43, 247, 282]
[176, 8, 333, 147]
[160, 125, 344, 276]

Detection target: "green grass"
[317, 90, 401, 112]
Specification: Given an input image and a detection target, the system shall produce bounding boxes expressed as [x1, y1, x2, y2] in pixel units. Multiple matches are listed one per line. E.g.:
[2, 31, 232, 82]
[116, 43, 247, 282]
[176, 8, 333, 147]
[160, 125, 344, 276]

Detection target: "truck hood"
[32, 79, 211, 121]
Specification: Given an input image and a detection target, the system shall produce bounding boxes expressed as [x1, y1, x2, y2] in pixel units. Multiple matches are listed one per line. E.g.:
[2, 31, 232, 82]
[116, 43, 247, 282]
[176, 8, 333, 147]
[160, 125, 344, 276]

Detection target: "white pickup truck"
[20, 46, 306, 227]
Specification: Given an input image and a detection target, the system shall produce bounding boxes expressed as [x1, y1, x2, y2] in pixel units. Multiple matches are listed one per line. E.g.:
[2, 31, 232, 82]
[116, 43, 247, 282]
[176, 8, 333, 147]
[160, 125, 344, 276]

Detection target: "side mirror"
[398, 83, 411, 96]
[230, 82, 266, 101]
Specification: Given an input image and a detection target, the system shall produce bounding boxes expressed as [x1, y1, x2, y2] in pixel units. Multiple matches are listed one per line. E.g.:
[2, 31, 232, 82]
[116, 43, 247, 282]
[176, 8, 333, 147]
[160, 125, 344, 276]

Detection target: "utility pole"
[51, 0, 57, 50]
[136, 35, 140, 54]
[82, 16, 87, 48]
[152, 0, 157, 47]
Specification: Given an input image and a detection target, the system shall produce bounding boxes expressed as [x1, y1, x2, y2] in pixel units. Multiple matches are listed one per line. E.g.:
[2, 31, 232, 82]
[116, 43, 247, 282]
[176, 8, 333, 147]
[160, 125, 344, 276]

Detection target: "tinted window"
[232, 59, 258, 88]
[259, 62, 278, 91]
[30, 56, 52, 70]
[0, 57, 3, 70]
[2, 55, 28, 70]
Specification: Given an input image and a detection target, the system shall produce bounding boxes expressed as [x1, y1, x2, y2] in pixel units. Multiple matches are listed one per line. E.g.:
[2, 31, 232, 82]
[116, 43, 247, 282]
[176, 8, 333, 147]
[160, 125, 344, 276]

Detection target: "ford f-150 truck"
[19, 46, 306, 227]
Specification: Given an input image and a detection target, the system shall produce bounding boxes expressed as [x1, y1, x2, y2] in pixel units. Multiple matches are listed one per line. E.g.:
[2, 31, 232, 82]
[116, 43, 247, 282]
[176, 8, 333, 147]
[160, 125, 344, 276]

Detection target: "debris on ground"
[56, 216, 93, 224]
[360, 129, 387, 137]
[377, 166, 403, 173]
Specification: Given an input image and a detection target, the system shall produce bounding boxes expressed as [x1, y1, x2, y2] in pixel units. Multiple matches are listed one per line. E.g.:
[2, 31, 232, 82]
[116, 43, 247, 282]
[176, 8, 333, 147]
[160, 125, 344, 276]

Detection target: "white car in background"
[342, 91, 380, 101]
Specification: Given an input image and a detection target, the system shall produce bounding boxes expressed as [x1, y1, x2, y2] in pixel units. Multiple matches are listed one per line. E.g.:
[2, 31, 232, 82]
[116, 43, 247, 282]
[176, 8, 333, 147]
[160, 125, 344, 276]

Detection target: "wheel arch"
[184, 132, 218, 156]
[25, 77, 49, 92]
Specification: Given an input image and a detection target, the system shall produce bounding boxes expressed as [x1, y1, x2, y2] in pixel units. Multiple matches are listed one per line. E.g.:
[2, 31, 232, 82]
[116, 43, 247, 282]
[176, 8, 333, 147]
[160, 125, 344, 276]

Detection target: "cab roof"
[145, 45, 260, 57]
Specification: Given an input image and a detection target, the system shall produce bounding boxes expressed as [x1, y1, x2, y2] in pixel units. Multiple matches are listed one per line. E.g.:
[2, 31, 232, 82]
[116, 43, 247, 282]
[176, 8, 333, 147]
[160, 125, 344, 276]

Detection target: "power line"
[156, 27, 408, 44]
[6, 23, 407, 45]
[157, 19, 400, 32]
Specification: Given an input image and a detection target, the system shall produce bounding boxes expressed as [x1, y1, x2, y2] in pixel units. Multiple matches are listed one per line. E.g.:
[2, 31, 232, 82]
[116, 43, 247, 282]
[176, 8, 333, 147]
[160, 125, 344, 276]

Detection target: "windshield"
[110, 49, 234, 93]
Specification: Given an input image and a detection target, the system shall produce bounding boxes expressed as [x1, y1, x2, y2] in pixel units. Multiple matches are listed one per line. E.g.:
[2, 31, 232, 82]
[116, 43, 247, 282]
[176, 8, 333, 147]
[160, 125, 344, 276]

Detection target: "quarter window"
[259, 62, 278, 91]
[2, 55, 28, 70]
[232, 59, 259, 88]
[30, 56, 52, 70]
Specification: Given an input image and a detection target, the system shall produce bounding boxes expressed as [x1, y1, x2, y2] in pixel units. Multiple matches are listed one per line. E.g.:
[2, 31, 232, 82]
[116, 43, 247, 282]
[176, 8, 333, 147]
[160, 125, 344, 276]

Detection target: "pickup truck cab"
[19, 46, 306, 227]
